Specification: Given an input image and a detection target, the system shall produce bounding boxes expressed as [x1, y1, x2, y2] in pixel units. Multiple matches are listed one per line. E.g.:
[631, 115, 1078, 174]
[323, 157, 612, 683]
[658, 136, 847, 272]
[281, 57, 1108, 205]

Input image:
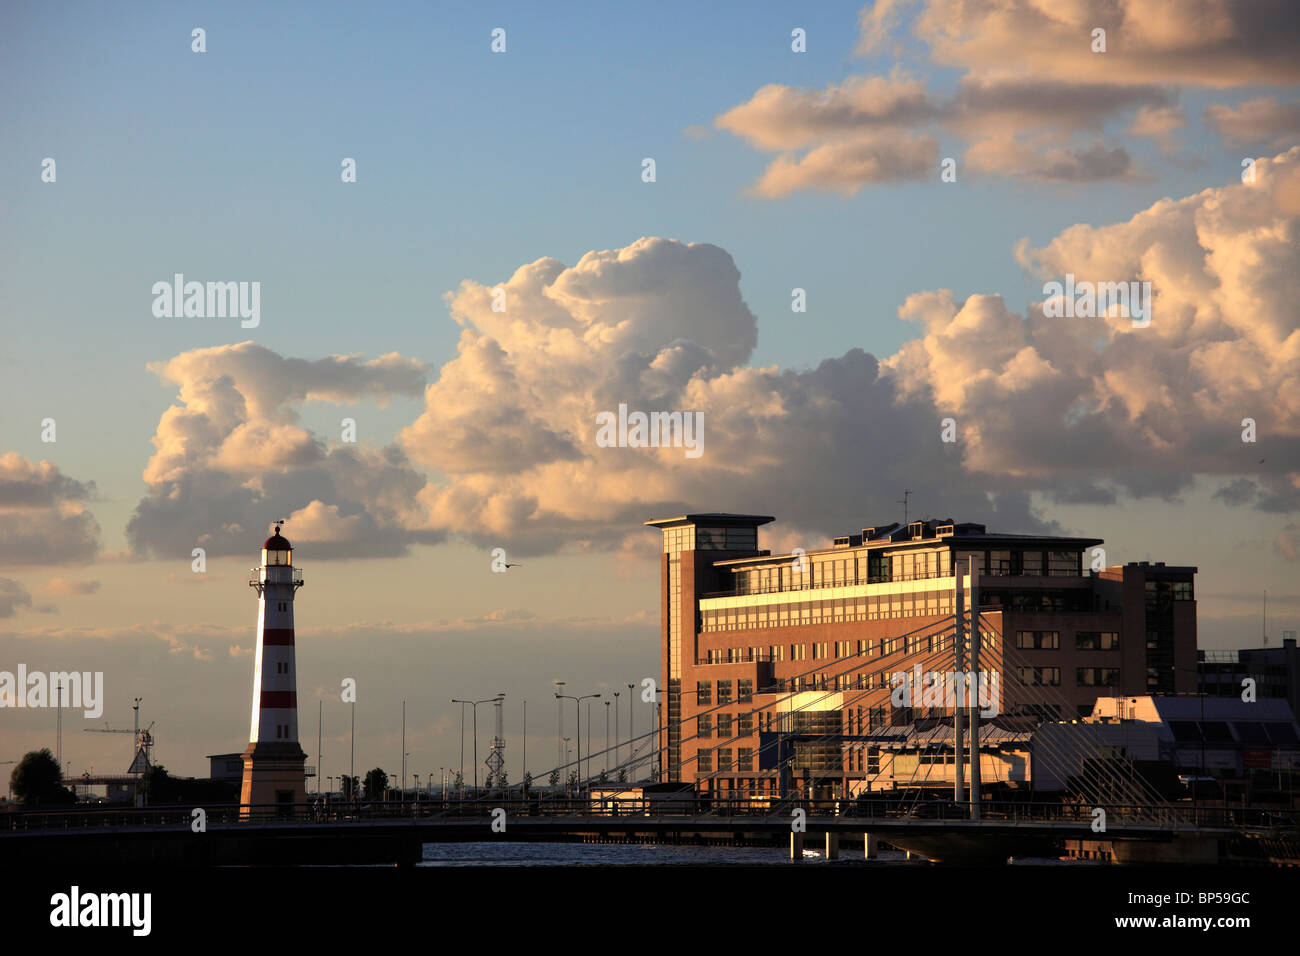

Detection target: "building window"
[697, 714, 712, 739]
[1173, 581, 1193, 601]
[738, 712, 753, 735]
[717, 681, 732, 704]
[737, 748, 754, 772]
[717, 714, 733, 738]
[738, 679, 753, 702]
[1077, 667, 1120, 687]
[1047, 551, 1079, 576]
[697, 749, 712, 773]
[1016, 630, 1060, 650]
[717, 749, 733, 772]
[696, 681, 712, 705]
[1017, 666, 1060, 686]
[1076, 631, 1120, 650]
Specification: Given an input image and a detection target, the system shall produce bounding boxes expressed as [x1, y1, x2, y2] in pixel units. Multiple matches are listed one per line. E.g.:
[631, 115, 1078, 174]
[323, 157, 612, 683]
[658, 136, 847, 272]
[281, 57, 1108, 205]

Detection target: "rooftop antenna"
[1263, 590, 1267, 647]
[898, 490, 912, 526]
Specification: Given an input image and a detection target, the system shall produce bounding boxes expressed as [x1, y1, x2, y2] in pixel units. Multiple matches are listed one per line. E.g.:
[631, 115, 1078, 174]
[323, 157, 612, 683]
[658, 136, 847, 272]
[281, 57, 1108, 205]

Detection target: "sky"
[1, 0, 1298, 783]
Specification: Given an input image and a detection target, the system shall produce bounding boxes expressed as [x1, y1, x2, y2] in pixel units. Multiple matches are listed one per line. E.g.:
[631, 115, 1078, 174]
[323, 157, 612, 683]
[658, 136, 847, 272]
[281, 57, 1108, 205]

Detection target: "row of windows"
[695, 679, 754, 705]
[729, 547, 1084, 598]
[1016, 666, 1120, 687]
[695, 713, 756, 739]
[697, 632, 990, 668]
[701, 592, 956, 632]
[696, 747, 754, 773]
[1016, 630, 1120, 650]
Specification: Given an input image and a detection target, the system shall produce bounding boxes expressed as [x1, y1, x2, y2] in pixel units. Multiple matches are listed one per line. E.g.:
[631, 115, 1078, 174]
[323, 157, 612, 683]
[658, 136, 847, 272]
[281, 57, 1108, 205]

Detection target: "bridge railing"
[3, 797, 1296, 832]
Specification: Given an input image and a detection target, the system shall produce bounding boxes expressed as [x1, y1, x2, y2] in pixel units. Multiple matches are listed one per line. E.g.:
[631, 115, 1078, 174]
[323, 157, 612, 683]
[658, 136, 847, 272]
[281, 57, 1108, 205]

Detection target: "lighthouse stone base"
[240, 741, 307, 819]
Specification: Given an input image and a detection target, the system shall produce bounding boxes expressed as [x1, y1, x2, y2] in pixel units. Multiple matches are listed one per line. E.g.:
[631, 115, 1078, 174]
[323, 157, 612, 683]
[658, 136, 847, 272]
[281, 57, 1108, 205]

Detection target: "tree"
[548, 768, 560, 788]
[11, 749, 74, 807]
[566, 770, 578, 792]
[363, 767, 388, 800]
[341, 775, 360, 800]
[496, 770, 508, 790]
[522, 771, 533, 795]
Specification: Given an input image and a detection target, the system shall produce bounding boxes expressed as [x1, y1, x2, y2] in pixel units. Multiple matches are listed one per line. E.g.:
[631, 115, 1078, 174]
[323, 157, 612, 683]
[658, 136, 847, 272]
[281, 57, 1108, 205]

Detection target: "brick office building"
[645, 513, 1198, 799]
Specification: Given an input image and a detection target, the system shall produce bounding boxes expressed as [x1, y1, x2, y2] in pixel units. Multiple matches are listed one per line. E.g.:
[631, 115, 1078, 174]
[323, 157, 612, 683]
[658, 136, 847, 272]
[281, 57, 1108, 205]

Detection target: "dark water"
[419, 842, 921, 866]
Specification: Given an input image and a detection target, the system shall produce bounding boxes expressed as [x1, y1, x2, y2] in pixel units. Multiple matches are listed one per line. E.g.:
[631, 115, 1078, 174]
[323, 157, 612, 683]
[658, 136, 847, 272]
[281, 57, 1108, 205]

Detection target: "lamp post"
[556, 692, 600, 794]
[554, 680, 566, 770]
[604, 700, 611, 775]
[614, 692, 621, 774]
[453, 695, 503, 793]
[627, 684, 635, 780]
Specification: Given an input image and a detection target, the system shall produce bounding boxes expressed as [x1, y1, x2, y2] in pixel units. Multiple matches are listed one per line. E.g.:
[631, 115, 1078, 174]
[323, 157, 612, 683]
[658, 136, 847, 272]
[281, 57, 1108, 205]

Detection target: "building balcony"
[249, 566, 305, 588]
[702, 566, 1084, 600]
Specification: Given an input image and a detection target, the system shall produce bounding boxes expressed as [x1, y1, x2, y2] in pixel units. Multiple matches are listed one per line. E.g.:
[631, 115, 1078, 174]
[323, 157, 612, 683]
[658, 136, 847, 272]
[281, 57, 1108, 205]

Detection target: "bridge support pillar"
[864, 832, 878, 860]
[824, 832, 840, 860]
[789, 831, 805, 860]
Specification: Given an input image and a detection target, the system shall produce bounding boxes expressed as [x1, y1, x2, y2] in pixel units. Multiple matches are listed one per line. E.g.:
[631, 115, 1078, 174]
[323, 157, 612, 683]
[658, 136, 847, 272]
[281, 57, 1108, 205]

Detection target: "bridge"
[3, 797, 1295, 867]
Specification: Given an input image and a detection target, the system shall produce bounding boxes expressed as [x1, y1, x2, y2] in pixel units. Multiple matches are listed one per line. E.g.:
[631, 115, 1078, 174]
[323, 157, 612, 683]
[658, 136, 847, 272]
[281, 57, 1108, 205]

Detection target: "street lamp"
[453, 695, 504, 793]
[627, 684, 635, 780]
[554, 680, 566, 770]
[556, 692, 601, 793]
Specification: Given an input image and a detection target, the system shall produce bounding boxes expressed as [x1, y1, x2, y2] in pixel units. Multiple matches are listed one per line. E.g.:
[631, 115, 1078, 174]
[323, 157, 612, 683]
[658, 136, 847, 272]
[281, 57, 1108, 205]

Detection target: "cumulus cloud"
[897, 0, 1300, 89]
[892, 146, 1300, 504]
[395, 236, 1057, 553]
[713, 1, 1297, 194]
[126, 152, 1298, 559]
[0, 578, 33, 618]
[127, 342, 437, 560]
[0, 453, 100, 566]
[714, 72, 1168, 191]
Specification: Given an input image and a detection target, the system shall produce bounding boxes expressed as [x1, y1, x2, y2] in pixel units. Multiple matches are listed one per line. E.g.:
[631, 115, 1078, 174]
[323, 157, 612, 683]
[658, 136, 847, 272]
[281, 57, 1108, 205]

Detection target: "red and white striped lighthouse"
[240, 522, 307, 816]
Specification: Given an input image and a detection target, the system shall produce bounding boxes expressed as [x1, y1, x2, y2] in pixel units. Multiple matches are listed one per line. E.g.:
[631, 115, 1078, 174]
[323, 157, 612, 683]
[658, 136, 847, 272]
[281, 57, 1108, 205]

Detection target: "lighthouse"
[240, 522, 307, 817]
